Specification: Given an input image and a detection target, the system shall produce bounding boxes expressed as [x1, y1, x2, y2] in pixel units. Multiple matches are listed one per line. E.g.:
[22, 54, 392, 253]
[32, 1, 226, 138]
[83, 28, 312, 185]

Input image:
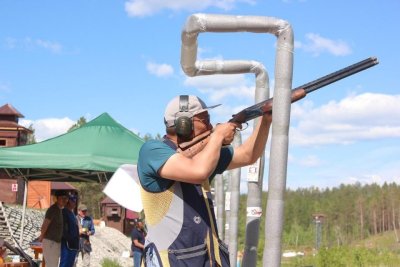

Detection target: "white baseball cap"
[164, 95, 220, 127]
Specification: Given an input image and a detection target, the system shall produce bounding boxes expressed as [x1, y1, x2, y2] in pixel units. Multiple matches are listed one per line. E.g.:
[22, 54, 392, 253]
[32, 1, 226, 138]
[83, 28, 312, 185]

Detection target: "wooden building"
[101, 196, 139, 235]
[0, 104, 32, 204]
[27, 181, 77, 209]
[0, 103, 31, 147]
[0, 103, 76, 208]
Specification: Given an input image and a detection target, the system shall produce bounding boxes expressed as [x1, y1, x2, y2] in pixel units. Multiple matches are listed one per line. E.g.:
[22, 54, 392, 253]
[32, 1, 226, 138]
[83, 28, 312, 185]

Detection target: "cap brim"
[193, 104, 221, 115]
[165, 103, 221, 127]
[206, 104, 221, 109]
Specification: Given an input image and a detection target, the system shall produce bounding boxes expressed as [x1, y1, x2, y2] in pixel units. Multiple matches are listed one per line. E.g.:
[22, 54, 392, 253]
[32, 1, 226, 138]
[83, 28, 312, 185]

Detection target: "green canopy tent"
[0, 112, 144, 182]
[0, 112, 144, 246]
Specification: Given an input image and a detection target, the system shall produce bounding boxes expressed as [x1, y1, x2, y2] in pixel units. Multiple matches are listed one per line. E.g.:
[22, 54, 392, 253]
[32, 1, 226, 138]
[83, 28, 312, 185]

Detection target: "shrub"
[100, 258, 122, 267]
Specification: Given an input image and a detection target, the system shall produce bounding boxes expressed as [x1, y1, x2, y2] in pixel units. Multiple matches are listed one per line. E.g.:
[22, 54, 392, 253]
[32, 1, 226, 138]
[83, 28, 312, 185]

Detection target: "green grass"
[100, 258, 123, 267]
[355, 230, 400, 251]
[279, 231, 400, 267]
[281, 247, 400, 267]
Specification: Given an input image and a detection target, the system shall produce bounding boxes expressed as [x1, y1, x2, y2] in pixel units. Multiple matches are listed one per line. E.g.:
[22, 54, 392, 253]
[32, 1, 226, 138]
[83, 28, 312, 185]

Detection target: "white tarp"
[103, 164, 143, 212]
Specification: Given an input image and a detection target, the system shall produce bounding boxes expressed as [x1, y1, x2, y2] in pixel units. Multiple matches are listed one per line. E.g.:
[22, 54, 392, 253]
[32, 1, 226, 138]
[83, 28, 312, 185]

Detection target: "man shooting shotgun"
[178, 56, 379, 157]
[138, 92, 272, 266]
[136, 57, 377, 267]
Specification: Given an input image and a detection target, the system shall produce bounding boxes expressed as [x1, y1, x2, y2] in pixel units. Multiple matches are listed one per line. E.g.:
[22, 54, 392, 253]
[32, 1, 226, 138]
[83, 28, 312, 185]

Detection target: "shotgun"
[178, 57, 379, 157]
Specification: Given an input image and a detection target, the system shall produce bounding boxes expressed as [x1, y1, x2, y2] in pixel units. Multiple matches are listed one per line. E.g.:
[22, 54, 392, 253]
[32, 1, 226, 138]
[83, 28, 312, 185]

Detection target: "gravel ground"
[3, 204, 133, 267]
[75, 225, 133, 267]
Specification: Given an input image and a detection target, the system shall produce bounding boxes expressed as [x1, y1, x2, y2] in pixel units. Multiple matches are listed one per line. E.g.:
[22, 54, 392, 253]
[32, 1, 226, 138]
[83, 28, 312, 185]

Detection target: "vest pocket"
[168, 243, 208, 265]
[144, 243, 163, 267]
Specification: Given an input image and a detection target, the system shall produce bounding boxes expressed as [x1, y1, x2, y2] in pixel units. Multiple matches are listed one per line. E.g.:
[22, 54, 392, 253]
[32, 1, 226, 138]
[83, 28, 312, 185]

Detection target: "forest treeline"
[74, 180, 400, 251]
[236, 182, 400, 253]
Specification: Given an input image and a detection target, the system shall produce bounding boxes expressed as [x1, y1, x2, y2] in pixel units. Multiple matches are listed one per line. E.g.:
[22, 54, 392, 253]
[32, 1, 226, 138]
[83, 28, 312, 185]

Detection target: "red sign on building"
[11, 183, 18, 192]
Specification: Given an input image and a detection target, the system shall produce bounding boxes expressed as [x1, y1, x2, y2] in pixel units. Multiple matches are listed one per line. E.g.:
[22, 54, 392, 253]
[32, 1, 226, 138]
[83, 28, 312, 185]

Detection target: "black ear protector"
[175, 95, 193, 139]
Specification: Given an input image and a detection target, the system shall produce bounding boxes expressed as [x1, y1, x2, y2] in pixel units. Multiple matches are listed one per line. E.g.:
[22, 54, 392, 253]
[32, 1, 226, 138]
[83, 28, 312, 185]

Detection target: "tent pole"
[19, 172, 28, 246]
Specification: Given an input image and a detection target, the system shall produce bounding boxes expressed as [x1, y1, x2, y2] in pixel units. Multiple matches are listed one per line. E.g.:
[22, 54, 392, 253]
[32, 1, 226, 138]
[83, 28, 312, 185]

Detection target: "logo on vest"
[193, 216, 201, 224]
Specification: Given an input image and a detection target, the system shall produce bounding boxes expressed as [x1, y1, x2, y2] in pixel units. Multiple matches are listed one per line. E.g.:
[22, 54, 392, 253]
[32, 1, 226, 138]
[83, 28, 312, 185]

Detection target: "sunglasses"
[193, 114, 210, 125]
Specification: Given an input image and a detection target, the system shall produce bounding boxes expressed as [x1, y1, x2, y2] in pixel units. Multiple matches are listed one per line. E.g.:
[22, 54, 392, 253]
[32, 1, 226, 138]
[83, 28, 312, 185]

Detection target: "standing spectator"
[77, 204, 95, 267]
[60, 194, 79, 267]
[39, 190, 68, 267]
[131, 219, 145, 267]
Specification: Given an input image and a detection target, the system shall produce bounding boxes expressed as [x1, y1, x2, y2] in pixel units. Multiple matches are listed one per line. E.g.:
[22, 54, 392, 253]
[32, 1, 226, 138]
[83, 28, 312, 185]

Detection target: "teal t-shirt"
[137, 139, 234, 192]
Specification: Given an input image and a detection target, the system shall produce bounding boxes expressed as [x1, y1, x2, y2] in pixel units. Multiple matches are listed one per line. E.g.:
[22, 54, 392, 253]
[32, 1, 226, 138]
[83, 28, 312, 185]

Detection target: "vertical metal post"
[215, 174, 225, 240]
[313, 214, 325, 250]
[228, 132, 242, 267]
[242, 73, 269, 267]
[316, 220, 322, 250]
[19, 179, 28, 246]
[224, 173, 231, 245]
[263, 26, 294, 266]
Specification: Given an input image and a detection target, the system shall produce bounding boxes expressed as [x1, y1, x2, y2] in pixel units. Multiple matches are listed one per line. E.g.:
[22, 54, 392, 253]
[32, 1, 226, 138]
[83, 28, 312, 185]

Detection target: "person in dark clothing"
[60, 194, 79, 267]
[131, 219, 145, 267]
[39, 190, 68, 267]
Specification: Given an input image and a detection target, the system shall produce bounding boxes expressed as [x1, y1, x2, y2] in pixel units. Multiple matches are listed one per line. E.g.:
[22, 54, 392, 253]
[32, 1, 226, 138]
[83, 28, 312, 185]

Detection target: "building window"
[0, 139, 6, 146]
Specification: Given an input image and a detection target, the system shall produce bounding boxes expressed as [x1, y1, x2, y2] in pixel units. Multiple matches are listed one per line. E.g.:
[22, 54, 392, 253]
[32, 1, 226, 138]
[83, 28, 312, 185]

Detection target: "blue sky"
[1, 0, 399, 190]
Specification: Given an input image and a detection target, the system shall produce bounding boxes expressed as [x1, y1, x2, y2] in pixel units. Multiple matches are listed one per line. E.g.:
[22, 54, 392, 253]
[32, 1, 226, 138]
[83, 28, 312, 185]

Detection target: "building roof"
[0, 120, 31, 132]
[0, 104, 24, 118]
[51, 181, 77, 191]
[101, 196, 117, 204]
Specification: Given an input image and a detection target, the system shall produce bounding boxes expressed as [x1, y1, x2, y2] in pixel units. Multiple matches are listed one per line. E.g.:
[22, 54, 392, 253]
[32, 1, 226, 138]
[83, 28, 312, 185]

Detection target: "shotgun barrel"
[300, 56, 378, 94]
[229, 57, 379, 124]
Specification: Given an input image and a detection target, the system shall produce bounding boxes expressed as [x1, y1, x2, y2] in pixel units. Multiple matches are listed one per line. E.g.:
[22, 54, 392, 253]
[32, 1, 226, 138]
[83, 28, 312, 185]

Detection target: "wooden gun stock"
[179, 57, 379, 157]
[177, 130, 212, 158]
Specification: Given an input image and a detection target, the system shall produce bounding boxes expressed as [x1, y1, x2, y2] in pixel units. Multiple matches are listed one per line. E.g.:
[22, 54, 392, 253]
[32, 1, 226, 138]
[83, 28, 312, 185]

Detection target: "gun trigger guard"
[236, 122, 248, 131]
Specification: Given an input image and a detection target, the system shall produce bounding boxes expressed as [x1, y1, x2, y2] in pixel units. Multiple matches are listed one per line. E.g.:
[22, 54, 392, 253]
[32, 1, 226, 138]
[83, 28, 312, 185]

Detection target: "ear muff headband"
[175, 95, 193, 138]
